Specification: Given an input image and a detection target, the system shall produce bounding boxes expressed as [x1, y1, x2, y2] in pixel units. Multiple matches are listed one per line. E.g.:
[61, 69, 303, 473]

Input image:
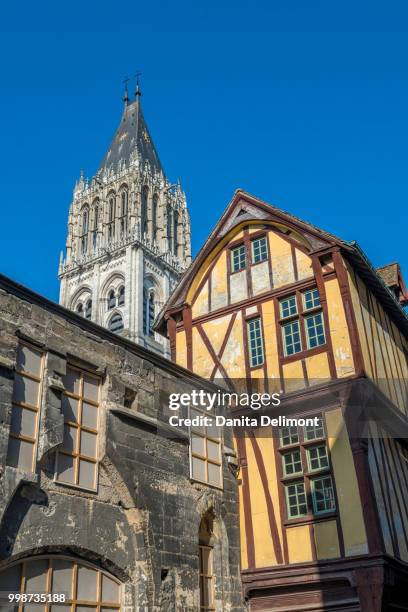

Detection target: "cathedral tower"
[58, 86, 191, 357]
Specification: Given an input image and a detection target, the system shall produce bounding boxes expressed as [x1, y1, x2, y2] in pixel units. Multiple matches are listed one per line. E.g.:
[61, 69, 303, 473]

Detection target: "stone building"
[0, 273, 243, 611]
[58, 85, 191, 358]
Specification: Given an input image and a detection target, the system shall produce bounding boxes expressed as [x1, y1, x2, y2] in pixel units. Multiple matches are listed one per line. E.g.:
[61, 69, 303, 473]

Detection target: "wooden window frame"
[278, 287, 327, 363]
[189, 407, 223, 490]
[199, 544, 215, 611]
[7, 341, 45, 473]
[277, 417, 338, 524]
[55, 366, 100, 492]
[1, 554, 121, 610]
[230, 243, 246, 273]
[311, 474, 336, 515]
[250, 234, 268, 265]
[247, 316, 265, 368]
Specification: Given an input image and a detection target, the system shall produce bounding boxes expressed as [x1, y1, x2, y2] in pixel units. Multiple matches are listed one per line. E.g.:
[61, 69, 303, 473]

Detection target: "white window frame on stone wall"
[6, 341, 45, 473]
[189, 406, 223, 490]
[55, 366, 100, 492]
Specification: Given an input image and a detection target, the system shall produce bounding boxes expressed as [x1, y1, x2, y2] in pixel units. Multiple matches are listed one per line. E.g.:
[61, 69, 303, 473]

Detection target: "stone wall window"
[152, 193, 158, 242]
[119, 190, 128, 237]
[109, 313, 124, 333]
[108, 196, 115, 242]
[141, 186, 148, 236]
[190, 408, 222, 488]
[108, 290, 116, 310]
[92, 205, 99, 250]
[0, 556, 121, 609]
[118, 285, 125, 306]
[173, 210, 178, 255]
[166, 204, 172, 252]
[55, 367, 100, 491]
[143, 288, 155, 337]
[199, 545, 215, 611]
[81, 208, 89, 254]
[278, 419, 336, 519]
[85, 299, 92, 320]
[6, 342, 44, 472]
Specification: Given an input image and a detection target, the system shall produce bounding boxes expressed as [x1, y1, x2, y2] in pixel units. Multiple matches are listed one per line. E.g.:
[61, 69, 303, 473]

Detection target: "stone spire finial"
[135, 71, 142, 97]
[123, 77, 130, 106]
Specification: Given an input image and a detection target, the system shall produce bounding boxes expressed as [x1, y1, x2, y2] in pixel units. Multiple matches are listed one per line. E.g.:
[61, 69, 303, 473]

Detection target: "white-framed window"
[0, 556, 121, 609]
[307, 444, 329, 472]
[304, 420, 325, 441]
[7, 342, 44, 472]
[311, 475, 336, 514]
[282, 449, 302, 476]
[279, 295, 297, 319]
[231, 244, 246, 272]
[199, 545, 215, 611]
[190, 407, 222, 488]
[285, 481, 307, 518]
[247, 317, 264, 367]
[305, 312, 326, 349]
[302, 288, 320, 310]
[55, 366, 100, 491]
[282, 320, 302, 356]
[279, 426, 299, 446]
[251, 236, 268, 263]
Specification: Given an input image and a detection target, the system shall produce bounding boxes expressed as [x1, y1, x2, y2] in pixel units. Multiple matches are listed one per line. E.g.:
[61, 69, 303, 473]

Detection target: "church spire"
[135, 71, 142, 98]
[123, 77, 130, 106]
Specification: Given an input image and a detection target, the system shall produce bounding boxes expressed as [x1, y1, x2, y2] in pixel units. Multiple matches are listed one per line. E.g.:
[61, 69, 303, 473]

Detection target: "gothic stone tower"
[58, 87, 191, 357]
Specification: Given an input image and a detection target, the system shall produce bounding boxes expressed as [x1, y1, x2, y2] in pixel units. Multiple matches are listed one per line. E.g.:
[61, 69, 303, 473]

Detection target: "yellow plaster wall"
[202, 314, 233, 356]
[210, 251, 228, 312]
[191, 327, 215, 379]
[268, 233, 295, 288]
[261, 300, 280, 389]
[325, 278, 355, 378]
[305, 352, 331, 385]
[296, 249, 314, 280]
[220, 311, 246, 378]
[325, 408, 368, 557]
[192, 279, 209, 318]
[282, 360, 306, 393]
[175, 330, 187, 369]
[245, 436, 278, 566]
[286, 525, 313, 563]
[313, 520, 340, 560]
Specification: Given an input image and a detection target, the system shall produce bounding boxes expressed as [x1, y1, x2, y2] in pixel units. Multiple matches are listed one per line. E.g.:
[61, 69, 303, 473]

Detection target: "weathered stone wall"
[0, 276, 243, 611]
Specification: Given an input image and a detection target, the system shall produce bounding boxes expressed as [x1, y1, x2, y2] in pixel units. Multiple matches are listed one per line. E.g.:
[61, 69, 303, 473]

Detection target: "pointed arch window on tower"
[118, 285, 125, 306]
[85, 299, 92, 320]
[108, 196, 116, 242]
[141, 186, 148, 237]
[167, 205, 172, 252]
[107, 290, 116, 310]
[92, 205, 99, 251]
[76, 303, 83, 316]
[120, 190, 128, 238]
[81, 209, 89, 254]
[143, 287, 155, 337]
[152, 193, 158, 242]
[173, 210, 179, 256]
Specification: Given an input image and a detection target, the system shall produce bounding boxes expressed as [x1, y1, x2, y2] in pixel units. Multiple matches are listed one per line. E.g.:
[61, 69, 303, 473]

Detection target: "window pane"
[304, 421, 324, 440]
[83, 376, 99, 402]
[251, 236, 268, 263]
[285, 481, 307, 518]
[207, 440, 220, 462]
[279, 295, 297, 318]
[57, 453, 75, 483]
[305, 312, 326, 349]
[312, 476, 335, 513]
[192, 457, 206, 481]
[101, 574, 120, 603]
[231, 245, 246, 272]
[82, 402, 98, 429]
[64, 369, 80, 395]
[200, 547, 211, 574]
[282, 320, 302, 356]
[63, 425, 77, 453]
[303, 288, 320, 310]
[283, 450, 302, 475]
[76, 566, 97, 601]
[206, 421, 220, 439]
[51, 559, 72, 596]
[78, 459, 96, 489]
[25, 559, 48, 591]
[208, 462, 221, 487]
[191, 434, 205, 456]
[7, 437, 34, 471]
[16, 344, 42, 376]
[62, 395, 79, 422]
[247, 318, 264, 367]
[307, 445, 329, 471]
[80, 431, 97, 459]
[10, 405, 37, 438]
[13, 374, 39, 406]
[280, 426, 298, 446]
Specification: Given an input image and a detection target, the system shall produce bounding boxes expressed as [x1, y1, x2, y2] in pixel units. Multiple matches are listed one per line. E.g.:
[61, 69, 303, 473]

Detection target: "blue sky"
[1, 0, 407, 300]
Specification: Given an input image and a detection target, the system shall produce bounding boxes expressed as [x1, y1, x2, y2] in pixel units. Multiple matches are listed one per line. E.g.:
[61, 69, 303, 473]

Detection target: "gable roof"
[155, 189, 408, 337]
